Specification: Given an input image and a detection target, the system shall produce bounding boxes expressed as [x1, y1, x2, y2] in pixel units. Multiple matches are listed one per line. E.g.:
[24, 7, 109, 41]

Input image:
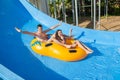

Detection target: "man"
[15, 21, 62, 42]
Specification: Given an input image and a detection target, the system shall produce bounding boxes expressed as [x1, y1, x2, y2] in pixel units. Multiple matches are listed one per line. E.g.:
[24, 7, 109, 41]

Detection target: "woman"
[52, 29, 93, 54]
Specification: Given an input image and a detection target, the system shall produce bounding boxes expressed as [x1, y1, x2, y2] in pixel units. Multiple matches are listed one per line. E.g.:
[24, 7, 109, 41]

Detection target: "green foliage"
[49, 0, 72, 18]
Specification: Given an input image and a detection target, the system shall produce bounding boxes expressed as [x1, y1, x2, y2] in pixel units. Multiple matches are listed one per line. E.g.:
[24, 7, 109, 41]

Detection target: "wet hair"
[37, 24, 42, 28]
[55, 29, 63, 41]
[55, 29, 62, 34]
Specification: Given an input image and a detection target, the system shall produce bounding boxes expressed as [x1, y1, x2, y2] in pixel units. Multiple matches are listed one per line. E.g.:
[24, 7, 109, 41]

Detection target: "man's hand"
[15, 27, 22, 32]
[58, 21, 62, 26]
[50, 21, 62, 29]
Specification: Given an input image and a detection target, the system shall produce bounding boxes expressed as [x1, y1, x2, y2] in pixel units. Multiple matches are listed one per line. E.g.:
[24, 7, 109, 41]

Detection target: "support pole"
[91, 0, 93, 21]
[62, 0, 67, 23]
[93, 0, 96, 29]
[75, 0, 78, 26]
[106, 0, 108, 19]
[72, 0, 75, 25]
[98, 0, 101, 29]
[78, 0, 81, 20]
[53, 0, 57, 18]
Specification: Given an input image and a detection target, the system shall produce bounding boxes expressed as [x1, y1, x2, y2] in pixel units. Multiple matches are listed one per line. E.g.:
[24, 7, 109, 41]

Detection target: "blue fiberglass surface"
[22, 23, 120, 80]
[0, 0, 68, 80]
[0, 0, 120, 80]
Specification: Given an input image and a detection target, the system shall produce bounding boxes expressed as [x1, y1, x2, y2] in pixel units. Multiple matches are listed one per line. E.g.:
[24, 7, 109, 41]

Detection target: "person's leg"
[53, 39, 72, 48]
[47, 34, 55, 42]
[49, 37, 72, 48]
[75, 40, 93, 54]
[47, 34, 72, 48]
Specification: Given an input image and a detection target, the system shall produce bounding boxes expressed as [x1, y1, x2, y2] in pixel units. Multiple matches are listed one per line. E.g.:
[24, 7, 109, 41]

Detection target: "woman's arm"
[64, 28, 74, 39]
[69, 28, 73, 37]
[53, 39, 72, 48]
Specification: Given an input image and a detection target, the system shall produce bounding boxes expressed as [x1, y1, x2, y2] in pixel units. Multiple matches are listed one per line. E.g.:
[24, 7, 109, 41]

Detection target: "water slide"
[0, 0, 120, 80]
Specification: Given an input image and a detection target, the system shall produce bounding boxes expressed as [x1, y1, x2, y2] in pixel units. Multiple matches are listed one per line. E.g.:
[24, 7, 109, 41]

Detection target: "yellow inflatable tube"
[30, 39, 87, 61]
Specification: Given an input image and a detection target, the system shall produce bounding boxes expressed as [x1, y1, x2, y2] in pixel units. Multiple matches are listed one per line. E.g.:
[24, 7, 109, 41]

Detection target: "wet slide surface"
[0, 0, 120, 80]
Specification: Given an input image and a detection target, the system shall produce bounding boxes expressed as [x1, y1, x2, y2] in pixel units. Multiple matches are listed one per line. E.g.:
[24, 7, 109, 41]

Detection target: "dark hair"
[37, 24, 42, 28]
[55, 29, 63, 41]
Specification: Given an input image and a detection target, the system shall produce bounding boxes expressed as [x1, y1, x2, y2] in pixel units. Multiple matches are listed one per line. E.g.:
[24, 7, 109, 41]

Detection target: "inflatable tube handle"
[69, 50, 77, 53]
[45, 43, 53, 47]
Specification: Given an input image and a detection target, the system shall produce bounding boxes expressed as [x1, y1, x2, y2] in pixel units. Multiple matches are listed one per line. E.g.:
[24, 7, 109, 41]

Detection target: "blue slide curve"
[0, 0, 120, 80]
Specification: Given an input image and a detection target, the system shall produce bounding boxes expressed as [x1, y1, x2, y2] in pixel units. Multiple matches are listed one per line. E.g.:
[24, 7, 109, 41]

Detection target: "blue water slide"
[0, 0, 120, 80]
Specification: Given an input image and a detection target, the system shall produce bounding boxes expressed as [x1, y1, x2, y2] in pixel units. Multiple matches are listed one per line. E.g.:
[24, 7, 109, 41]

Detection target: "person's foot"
[65, 45, 72, 48]
[88, 49, 93, 53]
[86, 50, 93, 54]
[15, 27, 21, 32]
[71, 44, 77, 48]
[84, 47, 93, 54]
